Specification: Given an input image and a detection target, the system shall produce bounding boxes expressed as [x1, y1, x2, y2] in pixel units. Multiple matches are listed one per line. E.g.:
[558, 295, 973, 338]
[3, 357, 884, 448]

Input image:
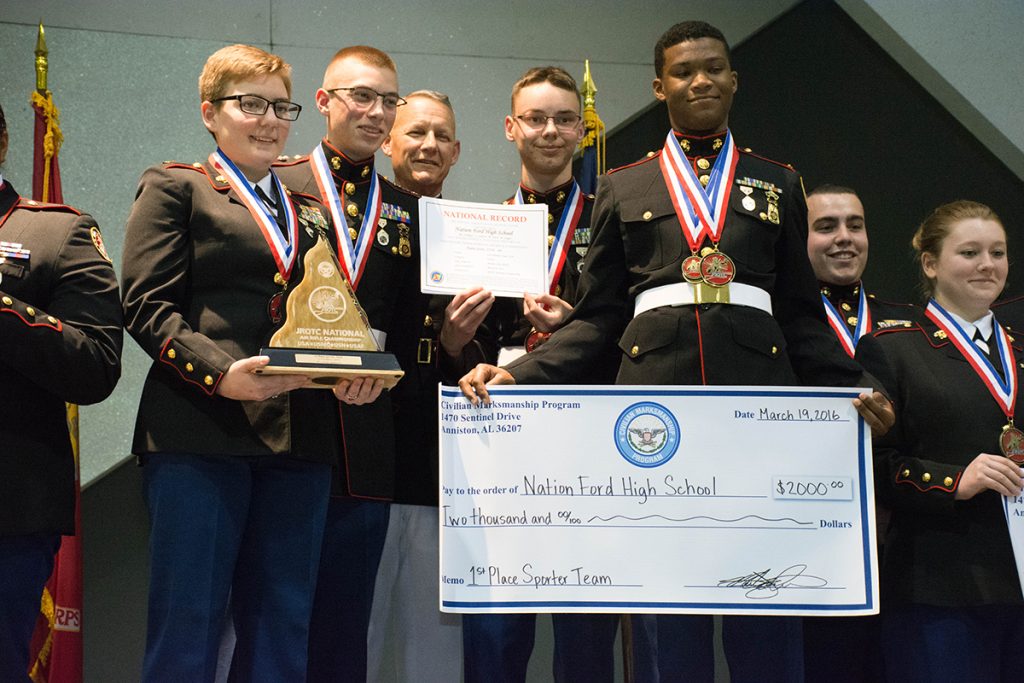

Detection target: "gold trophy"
[256, 234, 404, 389]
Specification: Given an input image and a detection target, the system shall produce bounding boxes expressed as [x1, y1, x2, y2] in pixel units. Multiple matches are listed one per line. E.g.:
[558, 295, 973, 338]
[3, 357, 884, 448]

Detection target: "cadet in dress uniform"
[367, 89, 465, 683]
[121, 46, 338, 681]
[461, 23, 894, 683]
[856, 201, 1024, 682]
[273, 45, 428, 683]
[460, 67, 621, 683]
[803, 184, 917, 682]
[0, 102, 122, 682]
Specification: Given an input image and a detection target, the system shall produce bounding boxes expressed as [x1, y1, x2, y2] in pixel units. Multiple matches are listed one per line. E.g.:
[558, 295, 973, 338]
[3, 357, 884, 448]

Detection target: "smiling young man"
[274, 45, 431, 683]
[457, 66, 622, 683]
[459, 21, 895, 682]
[807, 185, 918, 358]
[804, 186, 916, 681]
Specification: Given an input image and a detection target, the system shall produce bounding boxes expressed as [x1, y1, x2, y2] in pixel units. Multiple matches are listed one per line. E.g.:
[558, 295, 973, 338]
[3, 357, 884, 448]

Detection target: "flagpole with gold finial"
[32, 21, 63, 203]
[579, 59, 605, 177]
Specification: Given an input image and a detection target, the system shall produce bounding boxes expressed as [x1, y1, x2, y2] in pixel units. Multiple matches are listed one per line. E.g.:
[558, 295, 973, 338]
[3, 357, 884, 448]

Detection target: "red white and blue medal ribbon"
[310, 144, 382, 290]
[210, 148, 297, 279]
[822, 288, 871, 358]
[659, 130, 739, 250]
[925, 299, 1016, 419]
[515, 181, 583, 294]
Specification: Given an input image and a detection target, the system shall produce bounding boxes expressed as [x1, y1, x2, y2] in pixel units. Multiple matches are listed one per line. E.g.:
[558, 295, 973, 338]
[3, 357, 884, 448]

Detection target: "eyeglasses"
[514, 113, 582, 132]
[326, 87, 407, 110]
[213, 94, 302, 121]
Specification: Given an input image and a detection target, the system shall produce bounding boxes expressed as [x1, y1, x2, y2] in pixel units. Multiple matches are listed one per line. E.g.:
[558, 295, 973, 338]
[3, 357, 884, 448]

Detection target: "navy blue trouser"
[0, 534, 60, 683]
[463, 612, 620, 683]
[141, 453, 330, 683]
[306, 497, 390, 683]
[882, 603, 1024, 682]
[656, 614, 804, 682]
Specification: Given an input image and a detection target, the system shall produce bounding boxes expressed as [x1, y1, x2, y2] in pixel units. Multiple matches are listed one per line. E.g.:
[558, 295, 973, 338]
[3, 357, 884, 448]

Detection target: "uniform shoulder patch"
[378, 174, 419, 198]
[272, 154, 310, 168]
[16, 198, 82, 215]
[872, 322, 924, 338]
[608, 151, 660, 175]
[90, 225, 113, 263]
[739, 148, 799, 172]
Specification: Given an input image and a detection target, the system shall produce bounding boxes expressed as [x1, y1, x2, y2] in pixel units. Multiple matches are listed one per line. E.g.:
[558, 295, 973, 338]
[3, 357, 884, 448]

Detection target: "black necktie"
[974, 329, 1003, 378]
[256, 185, 289, 242]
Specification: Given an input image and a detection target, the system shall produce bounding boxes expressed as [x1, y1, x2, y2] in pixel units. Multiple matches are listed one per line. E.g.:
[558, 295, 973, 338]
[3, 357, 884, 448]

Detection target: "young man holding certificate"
[458, 66, 621, 683]
[274, 45, 430, 682]
[460, 21, 894, 683]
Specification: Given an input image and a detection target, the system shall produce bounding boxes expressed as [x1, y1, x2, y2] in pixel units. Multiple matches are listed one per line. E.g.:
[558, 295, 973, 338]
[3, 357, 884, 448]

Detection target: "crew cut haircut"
[510, 66, 580, 112]
[654, 21, 731, 77]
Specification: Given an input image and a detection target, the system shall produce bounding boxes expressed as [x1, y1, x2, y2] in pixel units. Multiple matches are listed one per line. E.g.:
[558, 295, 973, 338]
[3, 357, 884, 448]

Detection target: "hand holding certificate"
[419, 196, 548, 297]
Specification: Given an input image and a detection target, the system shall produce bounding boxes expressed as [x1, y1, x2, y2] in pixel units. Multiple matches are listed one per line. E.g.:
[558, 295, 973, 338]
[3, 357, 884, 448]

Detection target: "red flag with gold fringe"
[26, 22, 85, 683]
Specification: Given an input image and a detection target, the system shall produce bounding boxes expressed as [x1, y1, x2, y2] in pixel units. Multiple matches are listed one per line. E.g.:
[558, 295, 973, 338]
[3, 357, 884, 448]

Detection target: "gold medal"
[682, 255, 704, 283]
[1001, 424, 1024, 464]
[700, 250, 736, 287]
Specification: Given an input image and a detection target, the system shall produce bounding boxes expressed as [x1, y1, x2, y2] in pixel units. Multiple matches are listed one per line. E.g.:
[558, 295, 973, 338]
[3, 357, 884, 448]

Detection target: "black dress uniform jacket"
[487, 181, 595, 351]
[506, 133, 864, 389]
[122, 162, 347, 472]
[857, 318, 1024, 607]
[993, 294, 1024, 334]
[276, 142, 428, 500]
[0, 181, 122, 536]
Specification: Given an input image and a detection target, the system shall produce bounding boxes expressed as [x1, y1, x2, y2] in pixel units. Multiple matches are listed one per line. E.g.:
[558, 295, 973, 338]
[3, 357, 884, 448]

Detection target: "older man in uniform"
[461, 22, 894, 683]
[0, 102, 122, 681]
[804, 183, 916, 682]
[366, 89, 465, 682]
[274, 46, 427, 682]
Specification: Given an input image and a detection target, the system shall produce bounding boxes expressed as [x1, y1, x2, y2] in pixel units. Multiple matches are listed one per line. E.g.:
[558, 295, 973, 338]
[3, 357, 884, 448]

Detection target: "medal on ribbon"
[659, 130, 739, 287]
[926, 300, 1024, 463]
[210, 149, 297, 281]
[822, 288, 872, 358]
[515, 181, 583, 294]
[310, 144, 382, 290]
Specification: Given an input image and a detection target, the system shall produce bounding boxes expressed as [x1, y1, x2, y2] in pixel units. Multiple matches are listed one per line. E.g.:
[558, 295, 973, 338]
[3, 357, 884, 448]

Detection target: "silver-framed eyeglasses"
[326, 86, 407, 110]
[514, 112, 582, 132]
[212, 94, 302, 121]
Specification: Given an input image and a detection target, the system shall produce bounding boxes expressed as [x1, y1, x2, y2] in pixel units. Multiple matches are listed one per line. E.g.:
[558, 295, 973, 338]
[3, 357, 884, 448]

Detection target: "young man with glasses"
[458, 67, 621, 683]
[275, 45, 430, 683]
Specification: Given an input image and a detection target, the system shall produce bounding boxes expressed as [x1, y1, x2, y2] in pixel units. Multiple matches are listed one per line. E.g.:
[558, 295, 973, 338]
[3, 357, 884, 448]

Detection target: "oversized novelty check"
[439, 385, 878, 616]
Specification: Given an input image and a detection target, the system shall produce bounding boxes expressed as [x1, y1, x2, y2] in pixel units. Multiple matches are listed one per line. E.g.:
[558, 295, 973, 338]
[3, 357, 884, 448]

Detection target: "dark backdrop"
[577, 0, 1024, 302]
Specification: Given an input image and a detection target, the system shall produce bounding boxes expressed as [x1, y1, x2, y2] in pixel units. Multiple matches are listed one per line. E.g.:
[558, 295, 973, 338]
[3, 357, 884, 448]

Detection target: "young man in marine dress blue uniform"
[460, 21, 895, 683]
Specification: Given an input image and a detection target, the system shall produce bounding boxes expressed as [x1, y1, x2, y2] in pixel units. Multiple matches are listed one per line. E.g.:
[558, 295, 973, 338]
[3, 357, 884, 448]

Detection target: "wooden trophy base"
[256, 347, 404, 390]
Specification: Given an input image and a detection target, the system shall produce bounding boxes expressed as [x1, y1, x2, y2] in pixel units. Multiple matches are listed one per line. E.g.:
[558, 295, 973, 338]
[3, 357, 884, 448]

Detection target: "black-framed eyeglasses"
[514, 113, 582, 132]
[212, 94, 302, 121]
[326, 87, 407, 110]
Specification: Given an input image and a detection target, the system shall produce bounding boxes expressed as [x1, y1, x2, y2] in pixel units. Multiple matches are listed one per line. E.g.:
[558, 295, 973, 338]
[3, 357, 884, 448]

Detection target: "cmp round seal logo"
[614, 401, 680, 467]
[308, 286, 347, 323]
